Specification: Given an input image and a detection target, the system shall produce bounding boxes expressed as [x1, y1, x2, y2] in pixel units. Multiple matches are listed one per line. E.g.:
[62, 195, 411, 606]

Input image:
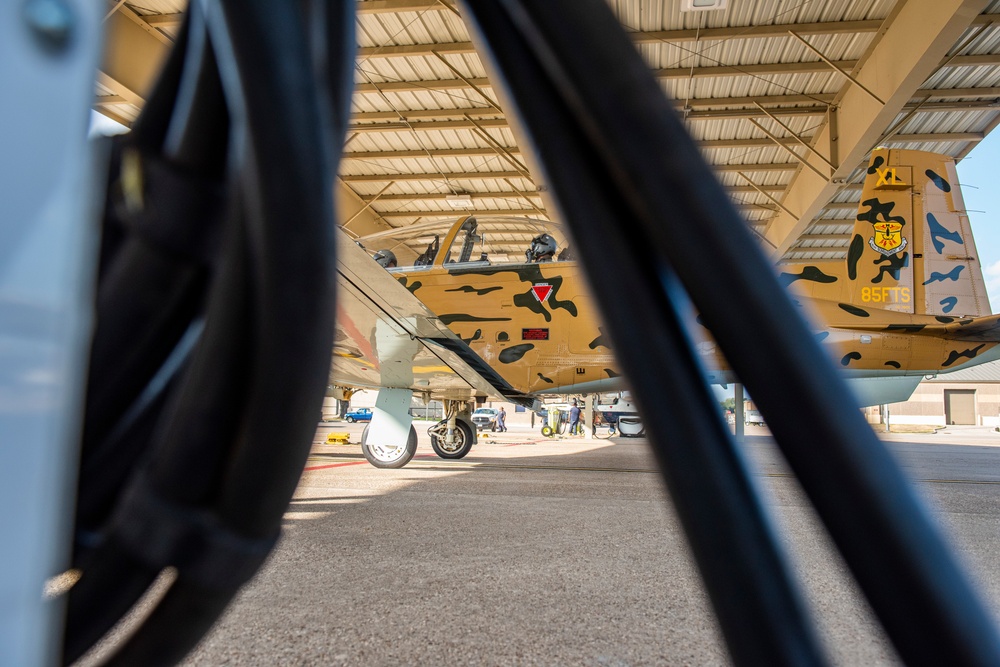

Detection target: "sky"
[89, 112, 127, 137]
[951, 134, 1000, 311]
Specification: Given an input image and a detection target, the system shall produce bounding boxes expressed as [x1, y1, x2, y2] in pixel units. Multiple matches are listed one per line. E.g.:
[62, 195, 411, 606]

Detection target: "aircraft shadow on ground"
[184, 433, 1000, 666]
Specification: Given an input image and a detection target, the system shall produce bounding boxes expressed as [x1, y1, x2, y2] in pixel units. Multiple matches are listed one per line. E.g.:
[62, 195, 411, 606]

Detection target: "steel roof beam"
[349, 90, 1000, 124]
[354, 52, 1000, 96]
[355, 20, 888, 58]
[137, 2, 465, 26]
[795, 234, 853, 243]
[713, 163, 800, 172]
[354, 15, 998, 59]
[354, 78, 492, 93]
[349, 93, 1000, 124]
[347, 107, 828, 126]
[917, 86, 1000, 98]
[338, 168, 799, 182]
[341, 170, 527, 181]
[353, 88, 998, 113]
[361, 193, 543, 202]
[115, 7, 1000, 65]
[349, 118, 509, 132]
[342, 132, 980, 159]
[143, 13, 183, 28]
[762, 0, 990, 258]
[375, 203, 773, 219]
[377, 209, 545, 219]
[355, 61, 862, 94]
[356, 184, 788, 202]
[336, 177, 397, 237]
[358, 0, 459, 13]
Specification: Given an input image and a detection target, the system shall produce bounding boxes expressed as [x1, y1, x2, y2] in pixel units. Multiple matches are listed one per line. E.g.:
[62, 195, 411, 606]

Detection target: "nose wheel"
[360, 424, 417, 468]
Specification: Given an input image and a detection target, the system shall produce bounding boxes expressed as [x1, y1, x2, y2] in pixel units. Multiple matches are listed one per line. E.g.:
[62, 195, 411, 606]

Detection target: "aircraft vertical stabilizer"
[783, 148, 991, 318]
[846, 148, 990, 317]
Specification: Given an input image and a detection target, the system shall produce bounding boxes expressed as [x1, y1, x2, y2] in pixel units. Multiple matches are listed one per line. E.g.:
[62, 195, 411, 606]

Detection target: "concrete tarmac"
[175, 423, 1000, 666]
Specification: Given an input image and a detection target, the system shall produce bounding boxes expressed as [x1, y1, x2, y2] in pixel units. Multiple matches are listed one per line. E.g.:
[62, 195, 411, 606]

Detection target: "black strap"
[112, 472, 279, 592]
[117, 150, 226, 265]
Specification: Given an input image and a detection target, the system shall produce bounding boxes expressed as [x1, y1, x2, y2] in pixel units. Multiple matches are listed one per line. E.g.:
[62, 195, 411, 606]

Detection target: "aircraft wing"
[332, 231, 535, 407]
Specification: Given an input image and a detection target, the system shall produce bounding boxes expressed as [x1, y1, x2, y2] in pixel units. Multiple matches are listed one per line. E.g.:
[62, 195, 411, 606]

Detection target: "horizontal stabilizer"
[837, 312, 1000, 343]
[941, 315, 1000, 342]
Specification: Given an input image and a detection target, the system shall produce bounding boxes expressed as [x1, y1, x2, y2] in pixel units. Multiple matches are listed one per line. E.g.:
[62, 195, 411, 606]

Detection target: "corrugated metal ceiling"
[98, 0, 1000, 260]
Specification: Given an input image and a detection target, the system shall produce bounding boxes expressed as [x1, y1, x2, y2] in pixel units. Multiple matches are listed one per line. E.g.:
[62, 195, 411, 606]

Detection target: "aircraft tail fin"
[783, 149, 991, 317]
[845, 148, 990, 316]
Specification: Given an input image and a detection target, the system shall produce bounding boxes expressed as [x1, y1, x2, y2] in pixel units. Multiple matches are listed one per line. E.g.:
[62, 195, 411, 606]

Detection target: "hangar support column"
[763, 0, 989, 258]
[734, 383, 745, 443]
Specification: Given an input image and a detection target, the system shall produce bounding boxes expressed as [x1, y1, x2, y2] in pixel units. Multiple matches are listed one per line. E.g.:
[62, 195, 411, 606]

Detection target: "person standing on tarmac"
[568, 400, 581, 436]
[496, 406, 507, 432]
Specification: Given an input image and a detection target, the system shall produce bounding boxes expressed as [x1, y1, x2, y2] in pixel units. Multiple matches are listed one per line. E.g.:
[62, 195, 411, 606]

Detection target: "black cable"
[201, 0, 339, 537]
[74, 5, 227, 548]
[461, 2, 827, 664]
[65, 7, 232, 658]
[462, 0, 1000, 664]
[61, 540, 160, 663]
[64, 1, 349, 663]
[159, 3, 229, 176]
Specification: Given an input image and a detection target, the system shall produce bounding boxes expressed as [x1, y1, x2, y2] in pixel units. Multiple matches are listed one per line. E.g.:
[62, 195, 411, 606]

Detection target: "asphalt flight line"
[303, 453, 1000, 484]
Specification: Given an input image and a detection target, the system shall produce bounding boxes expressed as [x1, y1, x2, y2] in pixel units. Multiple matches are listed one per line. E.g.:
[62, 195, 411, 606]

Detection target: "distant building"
[871, 361, 1000, 427]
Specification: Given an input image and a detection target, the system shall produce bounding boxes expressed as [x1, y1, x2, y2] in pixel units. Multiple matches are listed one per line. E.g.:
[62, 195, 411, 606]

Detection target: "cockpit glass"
[355, 216, 571, 270]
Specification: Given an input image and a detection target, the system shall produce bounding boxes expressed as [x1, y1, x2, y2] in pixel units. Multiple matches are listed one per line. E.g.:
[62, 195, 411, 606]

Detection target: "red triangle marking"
[531, 284, 553, 303]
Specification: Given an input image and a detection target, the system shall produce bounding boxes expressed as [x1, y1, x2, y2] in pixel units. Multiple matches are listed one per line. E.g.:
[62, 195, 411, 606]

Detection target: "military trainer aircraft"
[332, 148, 1000, 468]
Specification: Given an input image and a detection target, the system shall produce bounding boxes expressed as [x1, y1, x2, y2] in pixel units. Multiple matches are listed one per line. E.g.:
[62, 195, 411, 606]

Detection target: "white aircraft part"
[532, 376, 627, 394]
[617, 416, 645, 436]
[845, 376, 923, 407]
[374, 318, 419, 387]
[368, 388, 415, 446]
[331, 231, 501, 402]
[0, 2, 103, 665]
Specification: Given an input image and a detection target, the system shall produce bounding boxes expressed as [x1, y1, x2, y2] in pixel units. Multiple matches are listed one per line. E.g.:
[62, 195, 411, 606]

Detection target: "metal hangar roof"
[97, 0, 1000, 261]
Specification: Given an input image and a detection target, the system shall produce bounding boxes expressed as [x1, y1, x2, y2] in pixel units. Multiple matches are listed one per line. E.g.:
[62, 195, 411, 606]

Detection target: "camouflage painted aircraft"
[332, 148, 1000, 467]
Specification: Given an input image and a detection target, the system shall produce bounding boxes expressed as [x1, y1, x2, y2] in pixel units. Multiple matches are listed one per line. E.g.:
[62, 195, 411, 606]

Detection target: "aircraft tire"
[430, 419, 474, 459]
[617, 416, 645, 438]
[361, 424, 417, 468]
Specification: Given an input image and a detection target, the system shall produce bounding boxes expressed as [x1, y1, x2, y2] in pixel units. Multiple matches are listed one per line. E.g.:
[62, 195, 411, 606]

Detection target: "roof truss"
[96, 1, 1000, 256]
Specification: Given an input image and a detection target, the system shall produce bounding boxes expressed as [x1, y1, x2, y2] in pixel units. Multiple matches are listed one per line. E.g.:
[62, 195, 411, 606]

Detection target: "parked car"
[471, 407, 499, 431]
[744, 409, 765, 426]
[344, 407, 372, 423]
